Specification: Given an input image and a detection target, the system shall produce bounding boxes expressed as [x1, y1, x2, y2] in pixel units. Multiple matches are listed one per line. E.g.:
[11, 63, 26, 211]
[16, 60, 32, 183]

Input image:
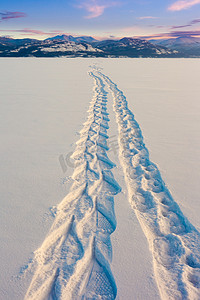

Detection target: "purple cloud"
[0, 11, 27, 22]
[170, 29, 200, 37]
[171, 24, 191, 29]
[190, 18, 200, 24]
[171, 18, 200, 29]
[140, 30, 200, 40]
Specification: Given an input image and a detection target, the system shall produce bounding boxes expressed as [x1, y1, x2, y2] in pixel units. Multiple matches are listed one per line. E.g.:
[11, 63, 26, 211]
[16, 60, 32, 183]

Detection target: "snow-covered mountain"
[150, 37, 200, 56]
[75, 36, 98, 43]
[46, 34, 98, 43]
[0, 35, 185, 57]
[40, 41, 103, 53]
[95, 37, 177, 57]
[0, 38, 103, 57]
[0, 37, 39, 51]
[45, 34, 78, 42]
[150, 36, 200, 49]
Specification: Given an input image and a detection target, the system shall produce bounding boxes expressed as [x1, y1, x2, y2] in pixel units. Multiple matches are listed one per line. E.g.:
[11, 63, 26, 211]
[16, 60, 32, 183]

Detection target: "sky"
[0, 0, 200, 40]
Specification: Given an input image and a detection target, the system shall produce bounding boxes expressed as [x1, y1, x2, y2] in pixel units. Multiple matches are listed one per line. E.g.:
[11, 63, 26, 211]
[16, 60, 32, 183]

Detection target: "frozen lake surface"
[0, 58, 200, 299]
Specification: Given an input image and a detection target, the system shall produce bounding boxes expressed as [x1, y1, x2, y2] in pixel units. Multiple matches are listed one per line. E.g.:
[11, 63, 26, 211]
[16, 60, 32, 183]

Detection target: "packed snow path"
[26, 68, 200, 300]
[97, 70, 200, 300]
[25, 73, 121, 299]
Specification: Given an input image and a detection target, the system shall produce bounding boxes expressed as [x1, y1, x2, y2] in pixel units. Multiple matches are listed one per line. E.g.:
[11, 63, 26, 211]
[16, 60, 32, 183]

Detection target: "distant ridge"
[150, 36, 200, 56]
[45, 34, 98, 43]
[45, 34, 78, 42]
[0, 34, 199, 57]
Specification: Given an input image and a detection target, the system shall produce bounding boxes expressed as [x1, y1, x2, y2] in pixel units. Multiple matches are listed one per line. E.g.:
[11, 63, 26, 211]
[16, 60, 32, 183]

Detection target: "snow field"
[0, 58, 200, 300]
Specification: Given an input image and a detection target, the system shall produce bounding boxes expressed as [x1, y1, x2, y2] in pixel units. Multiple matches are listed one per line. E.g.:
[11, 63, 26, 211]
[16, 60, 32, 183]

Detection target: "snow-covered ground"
[0, 58, 200, 299]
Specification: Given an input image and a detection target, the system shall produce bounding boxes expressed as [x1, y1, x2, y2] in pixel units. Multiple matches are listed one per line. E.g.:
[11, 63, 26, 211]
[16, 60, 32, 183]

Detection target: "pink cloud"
[138, 16, 158, 20]
[168, 0, 200, 11]
[78, 0, 119, 19]
[0, 28, 68, 37]
[19, 28, 46, 35]
[0, 11, 27, 21]
[50, 30, 64, 33]
[85, 4, 107, 18]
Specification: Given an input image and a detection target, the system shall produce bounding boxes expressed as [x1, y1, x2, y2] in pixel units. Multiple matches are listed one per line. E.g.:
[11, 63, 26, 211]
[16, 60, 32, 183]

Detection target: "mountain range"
[150, 36, 200, 57]
[0, 34, 199, 58]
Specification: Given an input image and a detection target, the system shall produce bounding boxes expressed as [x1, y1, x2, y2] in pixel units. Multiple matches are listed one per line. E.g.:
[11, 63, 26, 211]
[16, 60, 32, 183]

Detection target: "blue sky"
[0, 0, 200, 39]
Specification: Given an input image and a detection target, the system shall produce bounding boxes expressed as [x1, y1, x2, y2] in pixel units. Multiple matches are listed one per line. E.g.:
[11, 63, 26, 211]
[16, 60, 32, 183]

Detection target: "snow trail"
[25, 72, 121, 300]
[95, 70, 200, 300]
[25, 66, 200, 300]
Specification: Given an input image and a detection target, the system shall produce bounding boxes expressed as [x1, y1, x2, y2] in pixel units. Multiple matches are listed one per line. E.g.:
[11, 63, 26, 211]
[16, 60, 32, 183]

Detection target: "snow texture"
[97, 69, 200, 300]
[25, 71, 120, 300]
[0, 58, 200, 300]
[25, 65, 200, 300]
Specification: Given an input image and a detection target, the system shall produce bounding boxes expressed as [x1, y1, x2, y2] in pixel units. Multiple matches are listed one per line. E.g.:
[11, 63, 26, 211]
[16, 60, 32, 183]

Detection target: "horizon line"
[1, 32, 200, 41]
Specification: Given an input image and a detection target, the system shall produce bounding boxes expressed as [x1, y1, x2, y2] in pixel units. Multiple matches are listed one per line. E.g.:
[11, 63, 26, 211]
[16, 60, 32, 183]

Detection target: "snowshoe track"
[26, 67, 200, 300]
[97, 70, 200, 300]
[25, 72, 121, 300]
